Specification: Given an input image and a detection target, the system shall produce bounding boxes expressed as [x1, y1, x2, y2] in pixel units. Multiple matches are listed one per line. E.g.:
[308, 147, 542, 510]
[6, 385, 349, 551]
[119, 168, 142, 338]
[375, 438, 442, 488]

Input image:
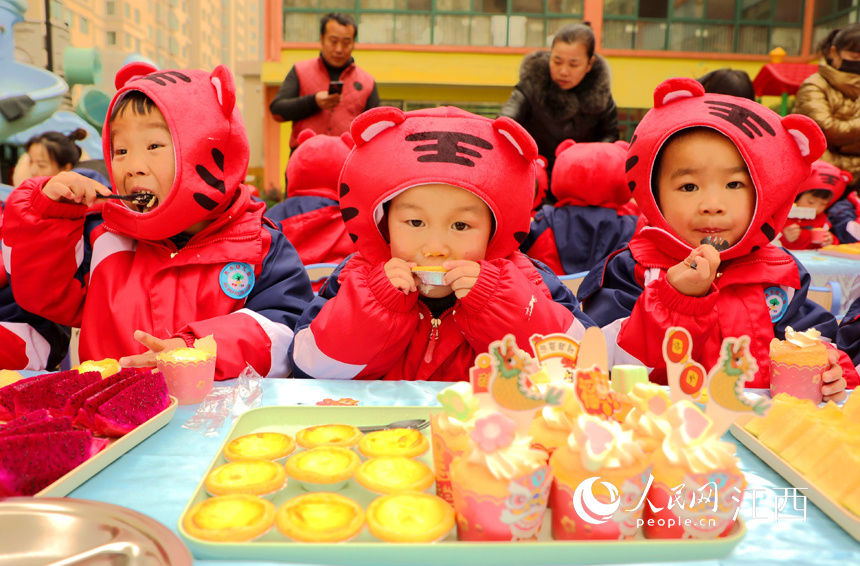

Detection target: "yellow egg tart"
[76, 358, 121, 378]
[355, 456, 435, 494]
[296, 424, 363, 449]
[224, 432, 296, 462]
[285, 446, 360, 490]
[366, 491, 455, 542]
[183, 494, 275, 542]
[205, 460, 287, 497]
[357, 428, 430, 459]
[276, 492, 365, 542]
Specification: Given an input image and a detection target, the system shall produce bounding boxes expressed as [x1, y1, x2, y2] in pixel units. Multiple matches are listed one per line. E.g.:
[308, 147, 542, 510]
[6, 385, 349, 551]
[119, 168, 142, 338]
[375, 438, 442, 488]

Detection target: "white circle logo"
[572, 477, 621, 525]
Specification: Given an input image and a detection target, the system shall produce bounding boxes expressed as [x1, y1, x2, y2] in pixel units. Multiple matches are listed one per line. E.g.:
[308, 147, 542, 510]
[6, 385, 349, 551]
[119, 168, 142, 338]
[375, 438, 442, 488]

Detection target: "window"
[135, 8, 141, 23]
[80, 15, 89, 33]
[107, 31, 117, 45]
[813, 0, 860, 53]
[603, 0, 805, 55]
[125, 3, 131, 17]
[282, 0, 584, 46]
[106, 1, 115, 16]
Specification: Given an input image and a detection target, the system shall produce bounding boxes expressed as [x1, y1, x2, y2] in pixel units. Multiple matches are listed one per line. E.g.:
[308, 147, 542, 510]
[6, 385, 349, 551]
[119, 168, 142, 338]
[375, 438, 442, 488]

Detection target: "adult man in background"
[270, 13, 379, 152]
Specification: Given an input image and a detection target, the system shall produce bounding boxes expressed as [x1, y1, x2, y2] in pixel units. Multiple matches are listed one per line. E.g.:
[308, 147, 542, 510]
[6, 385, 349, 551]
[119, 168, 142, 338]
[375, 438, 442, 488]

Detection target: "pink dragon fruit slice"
[74, 371, 150, 431]
[12, 370, 101, 418]
[0, 414, 72, 438]
[0, 429, 98, 496]
[91, 371, 170, 437]
[0, 372, 73, 420]
[62, 368, 142, 419]
[0, 408, 50, 431]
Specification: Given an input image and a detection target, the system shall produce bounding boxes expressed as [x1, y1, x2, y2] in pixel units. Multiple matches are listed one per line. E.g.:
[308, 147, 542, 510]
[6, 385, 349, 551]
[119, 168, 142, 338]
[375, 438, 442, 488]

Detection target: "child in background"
[0, 207, 69, 370]
[532, 155, 549, 212]
[289, 106, 595, 381]
[520, 140, 637, 275]
[826, 184, 860, 243]
[2, 62, 314, 380]
[696, 68, 756, 100]
[20, 129, 110, 188]
[781, 160, 850, 249]
[838, 297, 860, 370]
[265, 129, 356, 290]
[578, 78, 857, 400]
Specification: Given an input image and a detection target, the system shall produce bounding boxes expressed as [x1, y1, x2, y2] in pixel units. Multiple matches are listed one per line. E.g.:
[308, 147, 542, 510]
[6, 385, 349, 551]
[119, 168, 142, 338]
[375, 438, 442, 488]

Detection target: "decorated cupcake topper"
[437, 382, 479, 422]
[471, 413, 517, 453]
[706, 336, 771, 435]
[470, 334, 564, 432]
[662, 327, 707, 404]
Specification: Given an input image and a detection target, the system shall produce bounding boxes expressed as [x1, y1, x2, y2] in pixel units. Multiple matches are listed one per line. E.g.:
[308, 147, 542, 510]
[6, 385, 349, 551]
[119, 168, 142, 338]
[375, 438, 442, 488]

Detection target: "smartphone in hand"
[328, 81, 344, 95]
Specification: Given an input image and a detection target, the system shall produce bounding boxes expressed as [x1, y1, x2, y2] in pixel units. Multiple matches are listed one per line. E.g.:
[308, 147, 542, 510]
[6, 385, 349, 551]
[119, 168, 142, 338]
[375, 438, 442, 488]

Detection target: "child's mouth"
[129, 192, 159, 213]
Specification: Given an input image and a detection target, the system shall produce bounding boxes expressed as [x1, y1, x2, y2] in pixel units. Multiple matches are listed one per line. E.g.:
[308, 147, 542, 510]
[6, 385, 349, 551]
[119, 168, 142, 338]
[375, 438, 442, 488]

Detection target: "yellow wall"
[264, 49, 784, 172]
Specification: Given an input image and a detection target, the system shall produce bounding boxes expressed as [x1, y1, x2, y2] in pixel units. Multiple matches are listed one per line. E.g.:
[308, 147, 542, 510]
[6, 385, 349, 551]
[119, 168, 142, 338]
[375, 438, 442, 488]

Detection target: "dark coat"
[499, 51, 619, 176]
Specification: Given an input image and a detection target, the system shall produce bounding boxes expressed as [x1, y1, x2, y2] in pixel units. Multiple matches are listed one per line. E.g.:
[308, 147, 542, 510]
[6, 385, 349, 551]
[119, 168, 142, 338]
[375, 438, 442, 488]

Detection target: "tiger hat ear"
[555, 139, 577, 156]
[653, 77, 705, 108]
[350, 107, 406, 146]
[209, 65, 236, 118]
[114, 62, 158, 89]
[780, 114, 826, 165]
[296, 128, 317, 147]
[493, 116, 538, 161]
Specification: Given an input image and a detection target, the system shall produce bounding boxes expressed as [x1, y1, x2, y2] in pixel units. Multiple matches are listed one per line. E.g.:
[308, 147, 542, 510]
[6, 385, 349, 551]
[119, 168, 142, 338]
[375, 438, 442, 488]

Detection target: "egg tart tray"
[179, 405, 744, 565]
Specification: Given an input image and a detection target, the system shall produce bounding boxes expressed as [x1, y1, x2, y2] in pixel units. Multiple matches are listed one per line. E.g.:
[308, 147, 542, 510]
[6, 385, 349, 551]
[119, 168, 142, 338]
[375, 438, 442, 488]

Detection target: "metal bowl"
[0, 497, 192, 565]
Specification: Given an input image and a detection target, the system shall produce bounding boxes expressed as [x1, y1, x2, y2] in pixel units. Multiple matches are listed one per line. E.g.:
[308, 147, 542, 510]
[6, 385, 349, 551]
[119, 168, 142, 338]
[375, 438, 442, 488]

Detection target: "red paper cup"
[156, 356, 215, 404]
[769, 361, 826, 403]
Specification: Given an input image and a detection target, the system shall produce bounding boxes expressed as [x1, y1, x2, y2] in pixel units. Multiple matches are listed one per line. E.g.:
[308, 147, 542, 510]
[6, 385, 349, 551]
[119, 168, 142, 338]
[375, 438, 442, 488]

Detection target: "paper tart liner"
[642, 453, 746, 539]
[366, 491, 455, 543]
[430, 413, 472, 505]
[285, 446, 360, 492]
[183, 494, 276, 542]
[450, 458, 552, 541]
[155, 355, 215, 405]
[224, 432, 297, 462]
[355, 456, 435, 495]
[296, 424, 363, 449]
[769, 361, 828, 403]
[204, 460, 288, 499]
[275, 492, 365, 543]
[549, 447, 652, 540]
[411, 266, 447, 286]
[357, 428, 430, 459]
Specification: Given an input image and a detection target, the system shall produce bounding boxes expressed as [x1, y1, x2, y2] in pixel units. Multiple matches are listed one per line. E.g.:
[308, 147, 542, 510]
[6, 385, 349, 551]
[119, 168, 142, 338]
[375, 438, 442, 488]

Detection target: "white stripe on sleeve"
[236, 308, 294, 379]
[292, 326, 365, 379]
[1, 322, 52, 370]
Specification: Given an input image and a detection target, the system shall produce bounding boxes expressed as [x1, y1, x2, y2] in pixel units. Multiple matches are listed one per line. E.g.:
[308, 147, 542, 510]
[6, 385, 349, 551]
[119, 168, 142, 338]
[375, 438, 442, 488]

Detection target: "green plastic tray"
[179, 405, 745, 565]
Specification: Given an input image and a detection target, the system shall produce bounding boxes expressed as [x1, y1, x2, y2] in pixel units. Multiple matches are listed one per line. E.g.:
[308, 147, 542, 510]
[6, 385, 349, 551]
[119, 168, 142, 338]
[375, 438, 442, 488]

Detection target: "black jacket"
[500, 51, 619, 178]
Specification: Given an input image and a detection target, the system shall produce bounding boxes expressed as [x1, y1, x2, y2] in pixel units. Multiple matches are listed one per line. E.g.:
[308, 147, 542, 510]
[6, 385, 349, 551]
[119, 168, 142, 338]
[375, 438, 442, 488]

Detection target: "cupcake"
[366, 491, 455, 542]
[549, 414, 651, 540]
[643, 401, 746, 539]
[296, 424, 362, 449]
[431, 382, 480, 504]
[621, 382, 672, 455]
[276, 492, 365, 542]
[355, 456, 435, 494]
[357, 428, 430, 459]
[224, 432, 296, 462]
[156, 346, 216, 405]
[450, 412, 552, 541]
[769, 327, 829, 403]
[205, 460, 287, 498]
[183, 494, 275, 542]
[528, 384, 581, 456]
[285, 446, 360, 491]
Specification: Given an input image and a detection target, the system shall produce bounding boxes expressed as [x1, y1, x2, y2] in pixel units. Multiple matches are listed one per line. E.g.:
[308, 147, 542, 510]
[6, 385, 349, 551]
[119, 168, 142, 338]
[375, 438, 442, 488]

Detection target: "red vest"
[291, 57, 374, 149]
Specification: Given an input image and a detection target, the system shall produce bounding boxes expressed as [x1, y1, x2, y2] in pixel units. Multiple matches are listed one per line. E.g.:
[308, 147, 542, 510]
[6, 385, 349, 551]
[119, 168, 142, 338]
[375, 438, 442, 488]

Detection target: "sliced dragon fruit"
[74, 371, 150, 431]
[91, 371, 170, 437]
[62, 368, 142, 419]
[11, 370, 101, 418]
[0, 414, 72, 438]
[0, 429, 99, 496]
[0, 372, 71, 420]
[0, 408, 50, 431]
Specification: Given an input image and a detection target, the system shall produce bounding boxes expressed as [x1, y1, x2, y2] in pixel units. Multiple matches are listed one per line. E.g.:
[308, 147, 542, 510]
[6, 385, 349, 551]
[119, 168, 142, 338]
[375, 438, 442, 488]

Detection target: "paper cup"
[430, 413, 471, 505]
[156, 356, 215, 404]
[810, 228, 827, 245]
[450, 458, 552, 541]
[769, 360, 827, 403]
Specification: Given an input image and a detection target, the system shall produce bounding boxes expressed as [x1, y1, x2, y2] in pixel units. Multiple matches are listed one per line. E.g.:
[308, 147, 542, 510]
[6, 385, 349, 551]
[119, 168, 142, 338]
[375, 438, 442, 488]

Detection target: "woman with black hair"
[499, 23, 619, 186]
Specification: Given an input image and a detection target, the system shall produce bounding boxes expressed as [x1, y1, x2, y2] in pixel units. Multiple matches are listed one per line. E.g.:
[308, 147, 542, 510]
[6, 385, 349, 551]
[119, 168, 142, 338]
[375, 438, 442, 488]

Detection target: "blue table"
[67, 379, 860, 565]
[793, 250, 860, 320]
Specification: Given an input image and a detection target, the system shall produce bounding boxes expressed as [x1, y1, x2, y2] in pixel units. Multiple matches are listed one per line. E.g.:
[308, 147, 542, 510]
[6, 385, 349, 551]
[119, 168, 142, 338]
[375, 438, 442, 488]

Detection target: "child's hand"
[782, 223, 801, 242]
[443, 259, 481, 299]
[666, 244, 720, 297]
[118, 330, 186, 368]
[384, 258, 417, 294]
[821, 347, 847, 403]
[821, 232, 834, 246]
[42, 171, 112, 206]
